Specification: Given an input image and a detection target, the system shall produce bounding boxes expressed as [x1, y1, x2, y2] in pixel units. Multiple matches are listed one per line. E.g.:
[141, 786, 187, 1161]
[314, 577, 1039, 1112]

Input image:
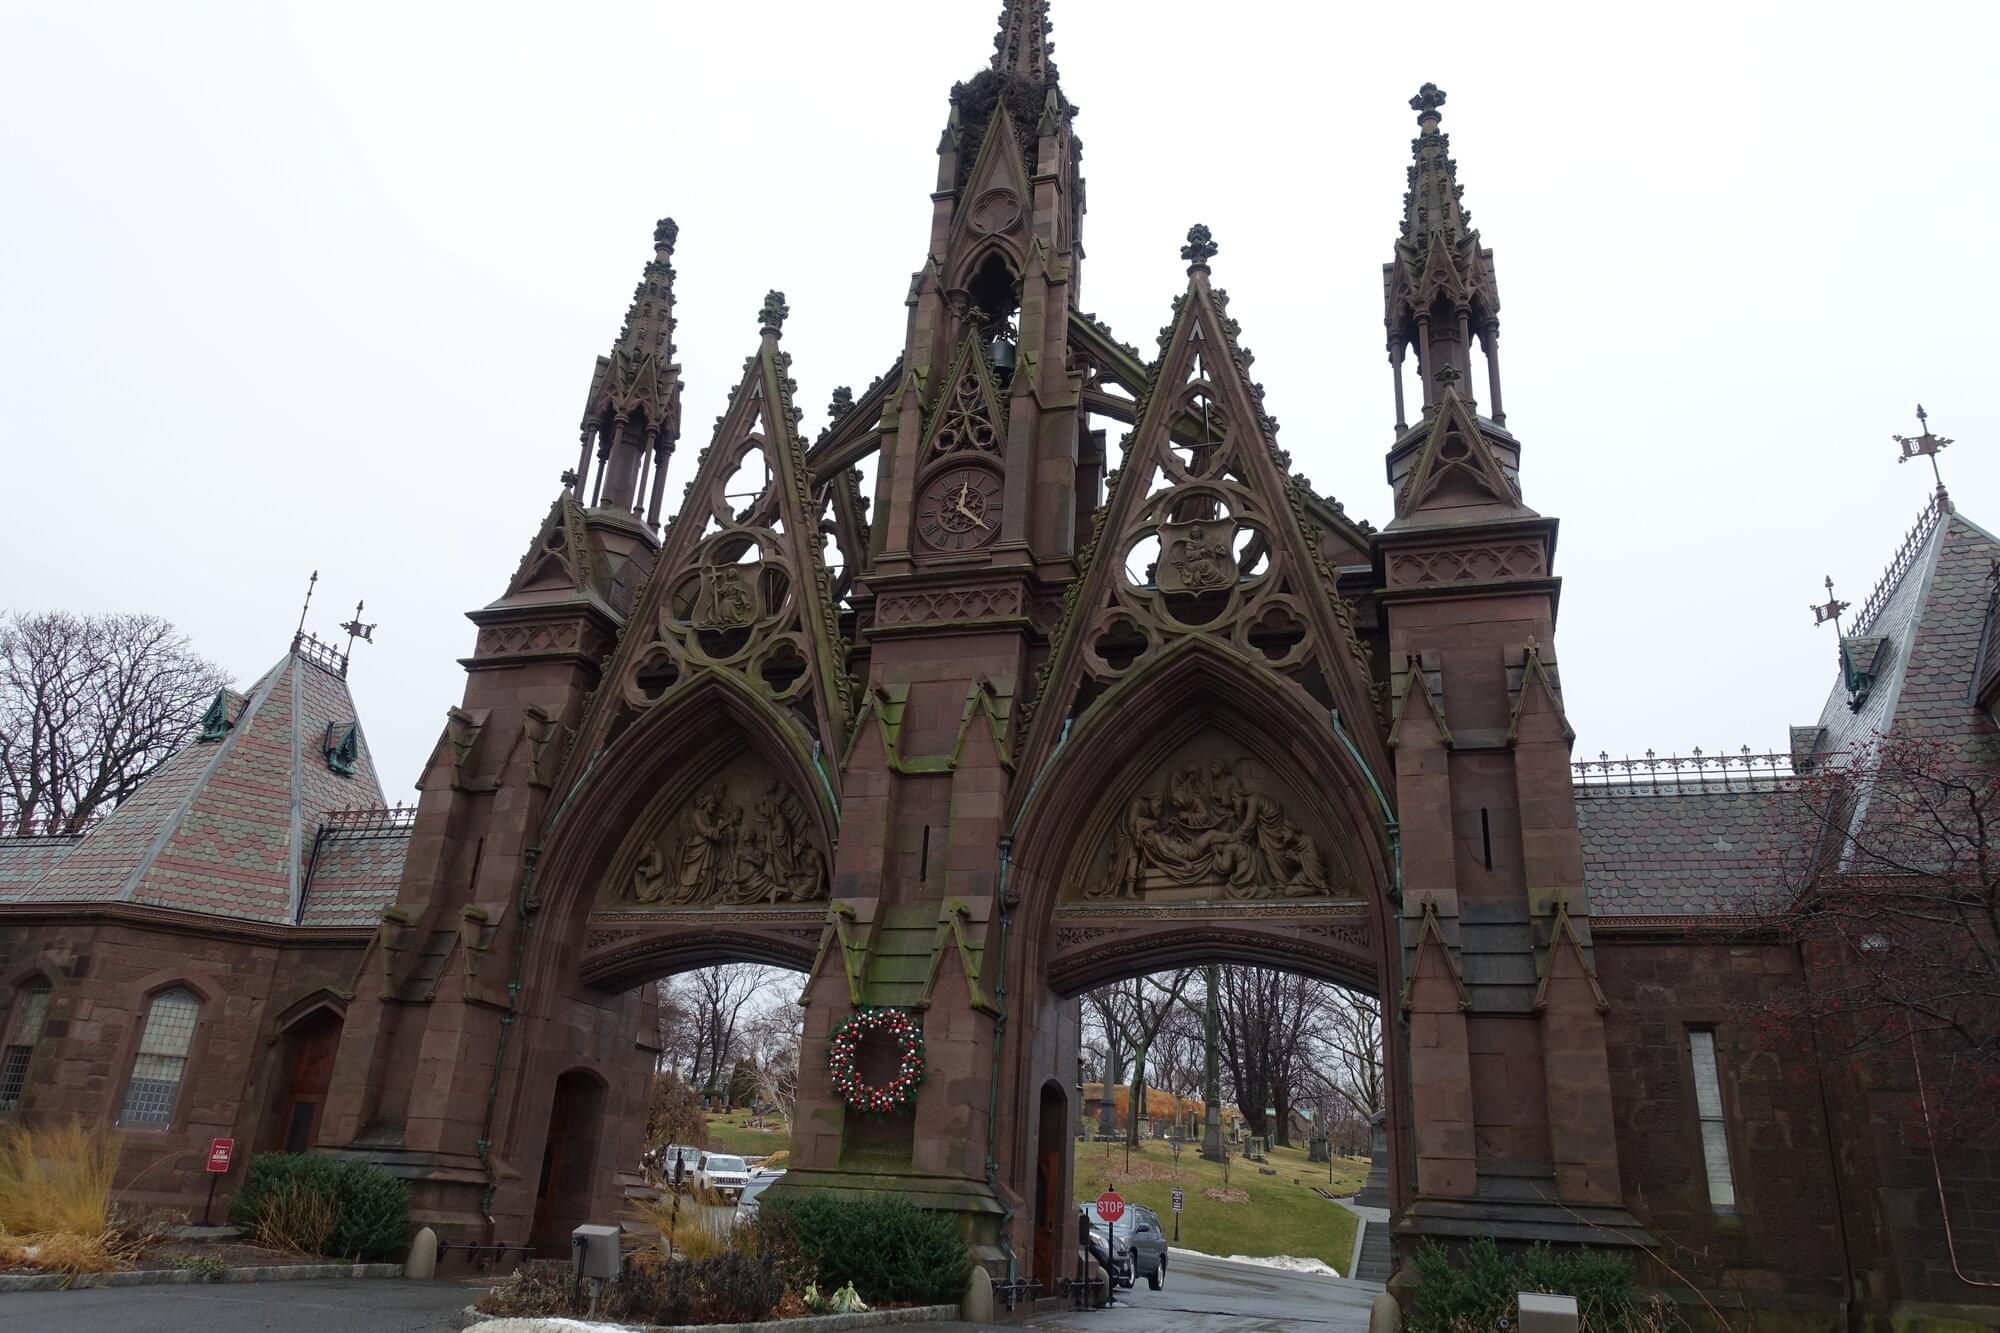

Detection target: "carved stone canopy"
[1068, 743, 1358, 904]
[598, 754, 828, 909]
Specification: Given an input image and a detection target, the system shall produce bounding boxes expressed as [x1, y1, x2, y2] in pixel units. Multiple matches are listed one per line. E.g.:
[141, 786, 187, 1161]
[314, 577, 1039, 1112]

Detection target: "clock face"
[916, 466, 1004, 553]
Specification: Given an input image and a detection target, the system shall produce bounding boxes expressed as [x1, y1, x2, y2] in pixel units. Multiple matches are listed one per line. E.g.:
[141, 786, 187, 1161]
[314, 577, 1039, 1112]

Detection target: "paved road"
[0, 1277, 476, 1333]
[915, 1251, 1382, 1332]
[1027, 1252, 1378, 1333]
[0, 1254, 1379, 1332]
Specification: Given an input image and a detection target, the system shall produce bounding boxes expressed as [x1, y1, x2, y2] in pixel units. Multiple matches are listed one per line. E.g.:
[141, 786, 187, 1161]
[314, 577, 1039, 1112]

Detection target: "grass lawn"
[1073, 1138, 1367, 1275]
[701, 1109, 792, 1159]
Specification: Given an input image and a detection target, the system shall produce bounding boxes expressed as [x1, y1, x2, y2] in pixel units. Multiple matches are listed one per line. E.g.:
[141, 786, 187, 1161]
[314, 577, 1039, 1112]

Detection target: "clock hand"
[952, 497, 989, 529]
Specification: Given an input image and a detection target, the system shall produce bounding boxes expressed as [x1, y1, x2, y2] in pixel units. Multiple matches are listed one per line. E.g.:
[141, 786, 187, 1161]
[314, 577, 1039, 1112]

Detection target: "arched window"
[119, 987, 200, 1126]
[0, 977, 52, 1112]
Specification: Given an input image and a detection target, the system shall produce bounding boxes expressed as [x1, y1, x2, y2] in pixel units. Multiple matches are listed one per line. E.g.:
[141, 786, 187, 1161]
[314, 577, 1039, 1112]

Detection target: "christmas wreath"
[827, 1007, 926, 1114]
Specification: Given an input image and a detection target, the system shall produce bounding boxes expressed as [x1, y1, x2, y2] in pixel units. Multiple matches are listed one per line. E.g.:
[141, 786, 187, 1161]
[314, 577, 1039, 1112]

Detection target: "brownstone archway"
[1004, 639, 1409, 1235]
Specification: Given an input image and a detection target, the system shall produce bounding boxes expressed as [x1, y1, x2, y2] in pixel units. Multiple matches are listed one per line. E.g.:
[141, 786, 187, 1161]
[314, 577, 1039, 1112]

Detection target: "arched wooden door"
[1033, 1081, 1069, 1295]
[275, 1010, 342, 1154]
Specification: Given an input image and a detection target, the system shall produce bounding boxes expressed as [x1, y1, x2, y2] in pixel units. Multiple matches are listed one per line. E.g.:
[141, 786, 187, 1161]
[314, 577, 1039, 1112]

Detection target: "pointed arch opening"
[532, 671, 836, 980]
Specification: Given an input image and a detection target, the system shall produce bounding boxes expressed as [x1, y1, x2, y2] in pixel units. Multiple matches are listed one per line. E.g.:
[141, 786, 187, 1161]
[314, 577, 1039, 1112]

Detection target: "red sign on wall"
[206, 1138, 235, 1174]
[1094, 1189, 1125, 1223]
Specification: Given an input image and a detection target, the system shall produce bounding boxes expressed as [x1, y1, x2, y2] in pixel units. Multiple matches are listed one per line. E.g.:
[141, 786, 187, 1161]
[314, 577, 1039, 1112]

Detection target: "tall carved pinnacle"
[1383, 84, 1503, 427]
[579, 217, 684, 519]
[613, 218, 679, 360]
[1399, 85, 1472, 250]
[991, 0, 1057, 83]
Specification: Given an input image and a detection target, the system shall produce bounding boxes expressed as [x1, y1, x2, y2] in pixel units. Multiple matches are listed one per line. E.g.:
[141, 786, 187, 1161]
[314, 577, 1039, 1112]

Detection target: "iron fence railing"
[318, 803, 418, 836]
[1572, 747, 1799, 794]
[1852, 492, 1947, 638]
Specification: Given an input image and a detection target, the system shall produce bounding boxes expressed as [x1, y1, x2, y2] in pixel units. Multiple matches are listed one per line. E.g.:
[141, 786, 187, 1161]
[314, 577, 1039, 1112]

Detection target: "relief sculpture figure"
[1085, 759, 1335, 900]
[671, 782, 739, 904]
[622, 774, 828, 906]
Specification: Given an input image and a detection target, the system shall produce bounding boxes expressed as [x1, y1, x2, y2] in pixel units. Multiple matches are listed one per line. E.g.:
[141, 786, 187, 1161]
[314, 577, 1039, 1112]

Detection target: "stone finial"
[1181, 224, 1218, 270]
[1411, 83, 1446, 126]
[653, 217, 678, 253]
[828, 385, 856, 422]
[759, 290, 790, 334]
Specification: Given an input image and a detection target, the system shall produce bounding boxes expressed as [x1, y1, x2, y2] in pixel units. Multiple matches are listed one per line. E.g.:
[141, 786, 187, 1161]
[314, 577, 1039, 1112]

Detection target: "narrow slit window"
[0, 978, 52, 1112]
[1687, 1029, 1737, 1211]
[1480, 808, 1493, 871]
[119, 988, 200, 1126]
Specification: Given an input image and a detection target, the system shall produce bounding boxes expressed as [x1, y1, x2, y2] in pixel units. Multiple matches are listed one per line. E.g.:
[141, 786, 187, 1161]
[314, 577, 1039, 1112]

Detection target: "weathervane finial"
[339, 600, 377, 662]
[1893, 403, 1952, 493]
[1811, 575, 1850, 635]
[292, 570, 319, 651]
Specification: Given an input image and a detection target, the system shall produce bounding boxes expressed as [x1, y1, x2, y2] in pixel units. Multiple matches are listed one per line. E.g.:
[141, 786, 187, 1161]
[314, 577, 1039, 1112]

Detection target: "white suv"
[693, 1151, 750, 1198]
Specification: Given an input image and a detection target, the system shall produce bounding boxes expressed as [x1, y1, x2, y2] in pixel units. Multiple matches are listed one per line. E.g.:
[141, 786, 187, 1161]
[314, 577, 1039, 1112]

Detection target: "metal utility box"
[571, 1224, 621, 1280]
[1517, 1292, 1580, 1333]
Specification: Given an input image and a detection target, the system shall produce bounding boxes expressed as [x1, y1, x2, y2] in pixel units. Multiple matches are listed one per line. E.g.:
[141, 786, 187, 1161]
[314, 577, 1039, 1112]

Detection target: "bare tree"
[743, 980, 805, 1124]
[657, 964, 801, 1107]
[1081, 972, 1195, 1148]
[1215, 966, 1327, 1146]
[0, 611, 230, 834]
[1755, 733, 2000, 1139]
[1301, 985, 1384, 1121]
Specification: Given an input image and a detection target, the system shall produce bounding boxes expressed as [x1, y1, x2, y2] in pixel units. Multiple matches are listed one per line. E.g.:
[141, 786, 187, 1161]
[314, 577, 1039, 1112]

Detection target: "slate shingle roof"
[1577, 784, 1817, 917]
[1583, 500, 2000, 920]
[0, 647, 405, 927]
[301, 827, 412, 927]
[0, 836, 82, 892]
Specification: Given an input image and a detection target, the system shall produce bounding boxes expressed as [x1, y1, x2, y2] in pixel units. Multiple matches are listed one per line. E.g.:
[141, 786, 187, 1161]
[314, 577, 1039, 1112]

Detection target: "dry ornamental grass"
[0, 1121, 151, 1279]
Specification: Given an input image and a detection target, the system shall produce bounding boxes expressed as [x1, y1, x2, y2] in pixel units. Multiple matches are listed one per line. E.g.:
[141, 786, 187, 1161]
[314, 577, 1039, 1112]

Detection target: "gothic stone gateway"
[8, 2, 2000, 1321]
[308, 1, 1651, 1276]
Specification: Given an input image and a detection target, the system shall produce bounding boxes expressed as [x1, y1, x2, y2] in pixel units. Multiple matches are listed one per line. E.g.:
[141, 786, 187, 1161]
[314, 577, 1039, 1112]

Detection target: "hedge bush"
[761, 1191, 970, 1306]
[229, 1152, 410, 1262]
[1405, 1237, 1659, 1333]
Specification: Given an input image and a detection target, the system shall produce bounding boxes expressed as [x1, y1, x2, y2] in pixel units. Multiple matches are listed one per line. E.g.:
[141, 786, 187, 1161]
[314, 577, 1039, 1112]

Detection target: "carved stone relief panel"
[596, 754, 828, 909]
[1065, 737, 1361, 904]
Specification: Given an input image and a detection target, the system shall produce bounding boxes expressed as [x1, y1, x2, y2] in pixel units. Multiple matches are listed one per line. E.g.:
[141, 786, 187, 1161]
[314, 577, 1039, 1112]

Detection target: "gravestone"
[1353, 1109, 1390, 1207]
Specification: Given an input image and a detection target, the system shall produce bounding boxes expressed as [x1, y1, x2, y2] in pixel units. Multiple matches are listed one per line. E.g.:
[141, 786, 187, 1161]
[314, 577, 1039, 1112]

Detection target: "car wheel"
[1148, 1257, 1164, 1291]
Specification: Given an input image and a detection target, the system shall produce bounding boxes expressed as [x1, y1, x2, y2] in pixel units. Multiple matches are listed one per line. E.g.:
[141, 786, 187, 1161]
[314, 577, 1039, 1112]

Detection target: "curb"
[457, 1302, 961, 1332]
[0, 1262, 403, 1294]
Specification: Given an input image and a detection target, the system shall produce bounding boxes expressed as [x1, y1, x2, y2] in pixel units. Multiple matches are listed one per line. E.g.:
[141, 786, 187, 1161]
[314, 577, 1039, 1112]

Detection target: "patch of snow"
[464, 1312, 636, 1320]
[1171, 1246, 1343, 1277]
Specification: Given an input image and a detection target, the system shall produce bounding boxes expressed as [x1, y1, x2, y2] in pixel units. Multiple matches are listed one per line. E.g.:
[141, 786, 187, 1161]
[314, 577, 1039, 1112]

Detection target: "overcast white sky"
[4, 0, 1996, 799]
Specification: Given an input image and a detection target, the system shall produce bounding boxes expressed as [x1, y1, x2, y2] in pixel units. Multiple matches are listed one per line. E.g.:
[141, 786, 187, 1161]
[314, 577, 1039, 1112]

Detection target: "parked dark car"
[1108, 1205, 1168, 1289]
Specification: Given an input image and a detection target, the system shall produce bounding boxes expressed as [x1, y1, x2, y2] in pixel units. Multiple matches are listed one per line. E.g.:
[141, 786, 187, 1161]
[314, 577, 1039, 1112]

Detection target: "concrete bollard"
[404, 1226, 438, 1280]
[1517, 1292, 1580, 1333]
[1368, 1288, 1402, 1333]
[960, 1265, 995, 1324]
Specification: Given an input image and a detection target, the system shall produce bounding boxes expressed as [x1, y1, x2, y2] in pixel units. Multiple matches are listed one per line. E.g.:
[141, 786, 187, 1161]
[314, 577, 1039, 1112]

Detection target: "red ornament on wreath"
[827, 1007, 927, 1115]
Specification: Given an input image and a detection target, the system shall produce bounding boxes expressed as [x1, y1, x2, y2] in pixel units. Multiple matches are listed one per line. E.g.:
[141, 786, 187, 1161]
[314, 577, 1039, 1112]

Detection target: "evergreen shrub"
[762, 1191, 971, 1305]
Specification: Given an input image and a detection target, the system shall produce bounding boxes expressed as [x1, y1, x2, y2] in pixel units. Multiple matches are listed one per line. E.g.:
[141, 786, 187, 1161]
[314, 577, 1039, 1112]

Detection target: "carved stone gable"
[571, 326, 851, 768]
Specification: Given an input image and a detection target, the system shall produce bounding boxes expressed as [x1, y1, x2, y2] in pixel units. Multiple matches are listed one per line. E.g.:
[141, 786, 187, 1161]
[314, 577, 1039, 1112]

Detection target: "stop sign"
[1095, 1189, 1125, 1223]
